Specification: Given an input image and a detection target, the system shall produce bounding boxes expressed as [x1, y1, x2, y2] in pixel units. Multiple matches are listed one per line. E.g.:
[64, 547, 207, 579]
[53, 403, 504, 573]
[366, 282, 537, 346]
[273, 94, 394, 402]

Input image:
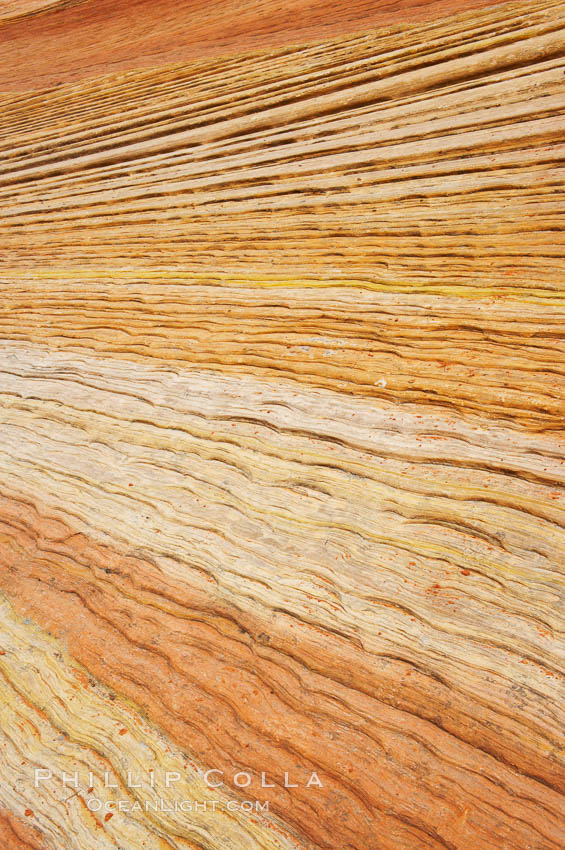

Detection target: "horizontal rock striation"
[0, 0, 564, 847]
[0, 343, 563, 847]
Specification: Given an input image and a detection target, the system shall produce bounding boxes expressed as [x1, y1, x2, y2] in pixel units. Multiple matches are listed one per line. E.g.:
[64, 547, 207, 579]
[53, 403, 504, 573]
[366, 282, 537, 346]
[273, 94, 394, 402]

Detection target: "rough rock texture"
[0, 0, 564, 848]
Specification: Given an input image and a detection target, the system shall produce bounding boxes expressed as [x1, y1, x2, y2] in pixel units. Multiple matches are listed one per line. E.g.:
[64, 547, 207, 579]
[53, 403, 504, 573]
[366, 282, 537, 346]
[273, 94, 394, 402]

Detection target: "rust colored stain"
[0, 810, 45, 849]
[0, 493, 562, 850]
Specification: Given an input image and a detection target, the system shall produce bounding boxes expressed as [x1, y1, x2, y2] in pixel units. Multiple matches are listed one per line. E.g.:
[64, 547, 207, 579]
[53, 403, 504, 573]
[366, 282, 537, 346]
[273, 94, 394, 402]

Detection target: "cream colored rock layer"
[0, 341, 563, 769]
[0, 592, 307, 850]
[1, 0, 564, 846]
[0, 280, 563, 431]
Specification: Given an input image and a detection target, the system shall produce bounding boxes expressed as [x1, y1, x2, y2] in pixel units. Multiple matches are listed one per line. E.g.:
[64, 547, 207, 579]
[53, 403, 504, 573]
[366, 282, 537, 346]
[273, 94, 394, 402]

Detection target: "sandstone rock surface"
[0, 0, 564, 848]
